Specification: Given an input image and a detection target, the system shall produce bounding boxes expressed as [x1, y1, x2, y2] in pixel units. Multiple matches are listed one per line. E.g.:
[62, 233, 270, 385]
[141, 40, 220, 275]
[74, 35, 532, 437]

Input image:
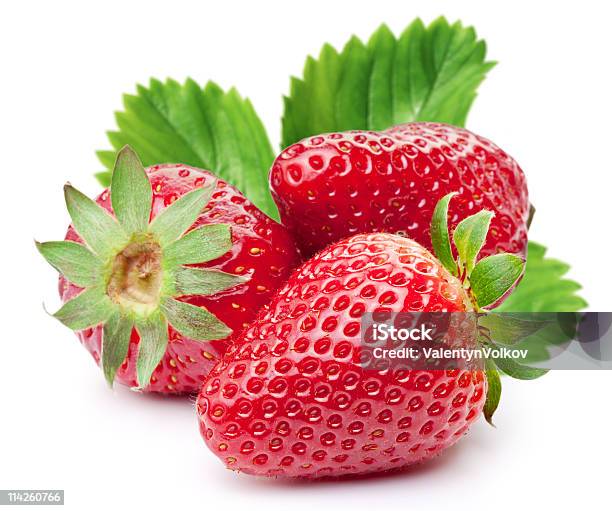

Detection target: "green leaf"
[479, 313, 555, 345]
[159, 297, 231, 341]
[510, 316, 577, 365]
[282, 18, 494, 147]
[95, 170, 112, 188]
[163, 224, 232, 266]
[97, 78, 278, 219]
[135, 311, 168, 388]
[495, 242, 588, 312]
[110, 146, 152, 233]
[483, 358, 501, 426]
[51, 287, 115, 331]
[102, 311, 133, 387]
[493, 353, 549, 380]
[36, 240, 101, 288]
[336, 36, 371, 131]
[166, 267, 248, 296]
[470, 253, 524, 308]
[430, 192, 458, 275]
[64, 184, 128, 258]
[453, 209, 494, 276]
[148, 185, 214, 246]
[367, 25, 396, 129]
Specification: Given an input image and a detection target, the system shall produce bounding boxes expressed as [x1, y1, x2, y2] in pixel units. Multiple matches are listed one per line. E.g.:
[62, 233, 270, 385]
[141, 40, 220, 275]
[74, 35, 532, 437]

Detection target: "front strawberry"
[196, 194, 527, 477]
[37, 146, 301, 393]
[270, 122, 529, 260]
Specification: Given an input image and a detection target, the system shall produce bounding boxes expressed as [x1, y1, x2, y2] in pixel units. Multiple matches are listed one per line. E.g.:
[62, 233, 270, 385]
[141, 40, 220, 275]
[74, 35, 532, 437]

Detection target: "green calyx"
[37, 145, 248, 389]
[430, 192, 525, 310]
[430, 192, 547, 426]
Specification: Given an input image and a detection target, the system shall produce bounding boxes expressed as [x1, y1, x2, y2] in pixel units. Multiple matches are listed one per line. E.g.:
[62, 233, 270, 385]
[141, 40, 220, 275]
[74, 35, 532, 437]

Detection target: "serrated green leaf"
[430, 192, 458, 275]
[479, 313, 555, 345]
[135, 311, 168, 389]
[282, 17, 494, 147]
[94, 172, 111, 188]
[97, 150, 116, 169]
[166, 267, 248, 297]
[336, 36, 370, 130]
[510, 314, 578, 365]
[51, 287, 115, 331]
[366, 24, 396, 129]
[110, 146, 152, 233]
[36, 240, 101, 288]
[495, 242, 588, 312]
[64, 184, 128, 259]
[471, 253, 524, 308]
[163, 224, 232, 266]
[493, 353, 549, 380]
[97, 79, 277, 219]
[102, 311, 133, 387]
[484, 357, 501, 426]
[148, 185, 214, 246]
[159, 297, 231, 341]
[453, 209, 494, 276]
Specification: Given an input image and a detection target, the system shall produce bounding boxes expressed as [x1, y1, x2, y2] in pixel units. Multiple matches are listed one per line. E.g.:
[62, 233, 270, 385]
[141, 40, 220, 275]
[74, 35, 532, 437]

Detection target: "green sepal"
[102, 311, 134, 387]
[479, 313, 555, 346]
[165, 267, 248, 296]
[163, 224, 232, 266]
[110, 146, 152, 233]
[36, 240, 101, 288]
[51, 287, 115, 331]
[453, 209, 494, 277]
[430, 192, 458, 276]
[64, 184, 128, 258]
[148, 185, 215, 246]
[159, 297, 231, 341]
[493, 351, 549, 380]
[484, 357, 501, 426]
[470, 254, 525, 308]
[39, 144, 245, 390]
[134, 311, 168, 389]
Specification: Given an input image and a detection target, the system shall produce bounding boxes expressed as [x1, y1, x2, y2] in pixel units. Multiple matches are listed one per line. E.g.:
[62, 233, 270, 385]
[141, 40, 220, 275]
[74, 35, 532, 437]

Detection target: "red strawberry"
[196, 196, 527, 478]
[270, 122, 529, 260]
[37, 146, 301, 393]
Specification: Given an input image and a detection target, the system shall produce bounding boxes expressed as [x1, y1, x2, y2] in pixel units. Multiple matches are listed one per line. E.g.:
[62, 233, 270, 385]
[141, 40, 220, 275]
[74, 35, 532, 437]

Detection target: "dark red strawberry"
[37, 146, 301, 393]
[270, 122, 529, 260]
[196, 196, 528, 478]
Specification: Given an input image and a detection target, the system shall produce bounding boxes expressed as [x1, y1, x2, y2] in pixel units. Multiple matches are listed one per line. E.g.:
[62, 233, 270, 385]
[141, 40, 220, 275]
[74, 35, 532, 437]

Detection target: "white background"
[1, 1, 611, 510]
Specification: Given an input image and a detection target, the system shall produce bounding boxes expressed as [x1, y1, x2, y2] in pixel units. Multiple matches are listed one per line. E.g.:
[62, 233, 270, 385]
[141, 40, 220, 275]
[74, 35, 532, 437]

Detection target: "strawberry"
[270, 122, 529, 260]
[37, 146, 301, 393]
[196, 194, 530, 478]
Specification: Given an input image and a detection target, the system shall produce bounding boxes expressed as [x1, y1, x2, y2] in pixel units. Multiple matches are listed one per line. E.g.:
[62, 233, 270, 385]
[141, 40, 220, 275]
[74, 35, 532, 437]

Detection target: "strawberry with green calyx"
[197, 193, 546, 478]
[431, 192, 549, 424]
[37, 146, 301, 393]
